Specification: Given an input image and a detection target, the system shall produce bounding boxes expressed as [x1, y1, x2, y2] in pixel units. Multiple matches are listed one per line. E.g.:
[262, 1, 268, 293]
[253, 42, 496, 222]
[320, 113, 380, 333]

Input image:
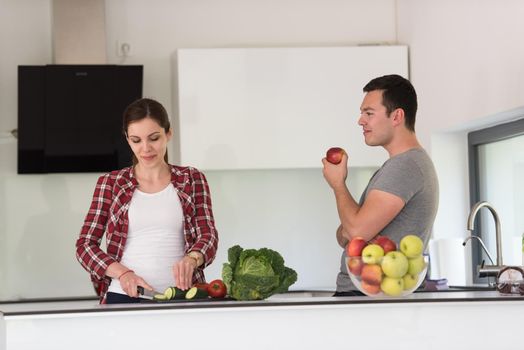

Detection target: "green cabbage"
[222, 245, 298, 300]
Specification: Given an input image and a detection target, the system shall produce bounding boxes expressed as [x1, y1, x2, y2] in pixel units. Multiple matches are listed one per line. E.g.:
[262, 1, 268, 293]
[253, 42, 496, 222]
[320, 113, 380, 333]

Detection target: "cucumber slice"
[163, 286, 186, 300]
[185, 286, 209, 300]
[163, 287, 174, 299]
[153, 294, 169, 301]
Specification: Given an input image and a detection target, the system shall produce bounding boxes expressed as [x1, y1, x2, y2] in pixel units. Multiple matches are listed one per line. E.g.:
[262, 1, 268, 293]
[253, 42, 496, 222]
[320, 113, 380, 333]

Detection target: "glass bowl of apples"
[345, 235, 429, 297]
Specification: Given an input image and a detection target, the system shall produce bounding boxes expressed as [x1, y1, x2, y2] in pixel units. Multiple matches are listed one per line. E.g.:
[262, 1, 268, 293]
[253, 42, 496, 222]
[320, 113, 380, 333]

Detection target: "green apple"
[399, 235, 424, 258]
[380, 276, 404, 296]
[381, 251, 409, 278]
[403, 274, 419, 290]
[407, 255, 426, 275]
[361, 244, 384, 264]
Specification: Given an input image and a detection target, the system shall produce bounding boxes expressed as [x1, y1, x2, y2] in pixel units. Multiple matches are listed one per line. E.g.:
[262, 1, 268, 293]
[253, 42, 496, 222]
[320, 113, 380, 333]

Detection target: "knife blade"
[137, 286, 163, 299]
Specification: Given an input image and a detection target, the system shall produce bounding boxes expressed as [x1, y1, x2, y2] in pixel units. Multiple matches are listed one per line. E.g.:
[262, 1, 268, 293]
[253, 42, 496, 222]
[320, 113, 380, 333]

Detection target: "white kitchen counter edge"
[2, 290, 523, 318]
[3, 291, 524, 350]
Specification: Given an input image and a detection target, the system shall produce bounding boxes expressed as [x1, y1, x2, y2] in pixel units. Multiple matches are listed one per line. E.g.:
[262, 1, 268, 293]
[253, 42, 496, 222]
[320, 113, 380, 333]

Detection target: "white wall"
[398, 0, 524, 136]
[0, 0, 54, 299]
[0, 0, 396, 299]
[103, 0, 397, 158]
[204, 167, 376, 290]
[0, 0, 52, 132]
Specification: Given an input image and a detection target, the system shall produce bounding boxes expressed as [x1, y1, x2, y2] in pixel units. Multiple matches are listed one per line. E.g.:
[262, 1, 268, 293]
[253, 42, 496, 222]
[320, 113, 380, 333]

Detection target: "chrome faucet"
[464, 201, 503, 277]
[462, 235, 495, 265]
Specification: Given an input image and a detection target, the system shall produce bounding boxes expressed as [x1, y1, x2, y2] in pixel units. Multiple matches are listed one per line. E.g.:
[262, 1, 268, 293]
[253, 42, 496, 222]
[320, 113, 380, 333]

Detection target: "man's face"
[358, 90, 394, 147]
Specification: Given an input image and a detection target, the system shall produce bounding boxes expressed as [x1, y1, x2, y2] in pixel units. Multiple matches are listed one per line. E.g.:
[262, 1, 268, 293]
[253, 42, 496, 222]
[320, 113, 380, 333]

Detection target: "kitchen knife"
[137, 286, 163, 299]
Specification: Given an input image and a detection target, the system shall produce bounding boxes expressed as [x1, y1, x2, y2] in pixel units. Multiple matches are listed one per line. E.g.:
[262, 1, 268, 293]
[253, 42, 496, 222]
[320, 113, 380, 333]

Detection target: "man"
[322, 74, 439, 295]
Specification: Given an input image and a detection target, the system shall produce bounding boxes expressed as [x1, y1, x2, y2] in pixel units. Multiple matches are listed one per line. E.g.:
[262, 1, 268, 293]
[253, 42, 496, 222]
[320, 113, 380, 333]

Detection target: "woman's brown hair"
[123, 98, 170, 166]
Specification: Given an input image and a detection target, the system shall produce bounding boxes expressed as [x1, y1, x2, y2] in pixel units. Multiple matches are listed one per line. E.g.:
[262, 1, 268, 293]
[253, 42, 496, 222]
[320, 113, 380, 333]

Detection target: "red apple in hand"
[346, 237, 367, 257]
[326, 147, 346, 164]
[374, 235, 397, 254]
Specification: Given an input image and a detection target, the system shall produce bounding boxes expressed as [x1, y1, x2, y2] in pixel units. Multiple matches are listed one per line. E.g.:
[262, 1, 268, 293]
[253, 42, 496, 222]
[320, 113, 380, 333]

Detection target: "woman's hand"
[173, 256, 198, 290]
[119, 271, 153, 298]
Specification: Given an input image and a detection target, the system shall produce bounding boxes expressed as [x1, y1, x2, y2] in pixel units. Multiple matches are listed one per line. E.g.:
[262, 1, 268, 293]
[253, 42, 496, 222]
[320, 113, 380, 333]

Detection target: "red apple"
[361, 280, 381, 295]
[374, 235, 397, 254]
[347, 257, 364, 276]
[325, 147, 346, 165]
[361, 264, 383, 285]
[346, 237, 367, 257]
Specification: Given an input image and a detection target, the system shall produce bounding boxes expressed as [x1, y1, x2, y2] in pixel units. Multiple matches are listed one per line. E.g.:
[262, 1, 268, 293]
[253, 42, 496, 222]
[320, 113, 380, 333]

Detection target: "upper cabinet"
[176, 46, 408, 170]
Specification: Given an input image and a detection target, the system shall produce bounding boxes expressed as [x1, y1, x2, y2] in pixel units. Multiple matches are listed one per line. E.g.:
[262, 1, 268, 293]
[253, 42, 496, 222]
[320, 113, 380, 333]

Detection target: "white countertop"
[3, 290, 524, 350]
[2, 290, 523, 317]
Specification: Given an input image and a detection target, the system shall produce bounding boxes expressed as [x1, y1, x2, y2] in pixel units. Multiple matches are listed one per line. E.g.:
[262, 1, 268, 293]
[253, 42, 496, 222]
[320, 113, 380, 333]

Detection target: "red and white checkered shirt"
[75, 165, 218, 303]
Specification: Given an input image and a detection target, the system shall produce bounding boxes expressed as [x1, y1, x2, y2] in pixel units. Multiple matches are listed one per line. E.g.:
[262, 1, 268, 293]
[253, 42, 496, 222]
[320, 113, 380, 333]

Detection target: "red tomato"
[194, 282, 209, 290]
[207, 279, 227, 298]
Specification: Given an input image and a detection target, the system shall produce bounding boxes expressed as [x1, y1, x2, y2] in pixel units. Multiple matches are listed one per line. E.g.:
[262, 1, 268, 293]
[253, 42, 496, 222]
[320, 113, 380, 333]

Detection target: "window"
[468, 117, 524, 282]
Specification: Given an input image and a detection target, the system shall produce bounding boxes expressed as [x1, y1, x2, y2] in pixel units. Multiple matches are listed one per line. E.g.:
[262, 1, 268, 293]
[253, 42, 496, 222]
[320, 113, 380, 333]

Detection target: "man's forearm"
[333, 185, 361, 239]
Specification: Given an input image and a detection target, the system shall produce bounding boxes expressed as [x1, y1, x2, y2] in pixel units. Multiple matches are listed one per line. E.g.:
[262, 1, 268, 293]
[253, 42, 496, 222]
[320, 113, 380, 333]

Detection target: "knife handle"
[137, 286, 145, 295]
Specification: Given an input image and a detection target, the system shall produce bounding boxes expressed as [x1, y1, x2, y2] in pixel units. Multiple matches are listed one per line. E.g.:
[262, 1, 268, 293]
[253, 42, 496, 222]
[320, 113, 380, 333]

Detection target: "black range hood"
[17, 64, 143, 174]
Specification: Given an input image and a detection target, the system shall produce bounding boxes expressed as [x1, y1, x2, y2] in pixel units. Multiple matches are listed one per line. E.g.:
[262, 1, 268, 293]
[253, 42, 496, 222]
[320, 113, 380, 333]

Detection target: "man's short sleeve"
[368, 156, 423, 203]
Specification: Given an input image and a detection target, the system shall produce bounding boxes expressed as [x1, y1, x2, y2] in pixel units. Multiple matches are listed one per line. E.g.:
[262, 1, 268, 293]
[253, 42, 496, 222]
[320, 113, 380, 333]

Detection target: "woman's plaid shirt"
[76, 165, 218, 302]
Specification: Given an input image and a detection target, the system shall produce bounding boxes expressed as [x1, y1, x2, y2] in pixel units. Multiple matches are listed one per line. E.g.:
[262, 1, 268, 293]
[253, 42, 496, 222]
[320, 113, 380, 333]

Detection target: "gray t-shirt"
[336, 148, 439, 292]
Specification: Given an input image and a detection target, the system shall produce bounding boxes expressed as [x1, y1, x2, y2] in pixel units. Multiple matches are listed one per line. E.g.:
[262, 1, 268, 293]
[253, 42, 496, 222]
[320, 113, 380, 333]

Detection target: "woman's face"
[126, 117, 172, 168]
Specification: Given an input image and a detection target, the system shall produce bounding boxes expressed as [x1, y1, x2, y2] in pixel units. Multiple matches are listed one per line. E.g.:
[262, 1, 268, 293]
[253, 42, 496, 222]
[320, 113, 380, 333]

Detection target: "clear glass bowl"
[346, 254, 429, 297]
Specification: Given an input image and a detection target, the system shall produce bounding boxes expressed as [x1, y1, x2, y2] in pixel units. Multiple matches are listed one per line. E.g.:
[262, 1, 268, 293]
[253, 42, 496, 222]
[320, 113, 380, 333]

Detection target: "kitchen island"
[1, 290, 522, 350]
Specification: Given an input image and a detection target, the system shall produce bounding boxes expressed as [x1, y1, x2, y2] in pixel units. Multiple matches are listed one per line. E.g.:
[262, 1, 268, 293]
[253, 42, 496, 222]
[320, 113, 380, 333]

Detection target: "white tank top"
[108, 183, 185, 295]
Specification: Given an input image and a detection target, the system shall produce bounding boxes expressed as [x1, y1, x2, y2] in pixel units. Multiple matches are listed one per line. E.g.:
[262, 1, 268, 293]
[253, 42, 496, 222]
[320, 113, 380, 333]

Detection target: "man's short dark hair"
[363, 74, 417, 132]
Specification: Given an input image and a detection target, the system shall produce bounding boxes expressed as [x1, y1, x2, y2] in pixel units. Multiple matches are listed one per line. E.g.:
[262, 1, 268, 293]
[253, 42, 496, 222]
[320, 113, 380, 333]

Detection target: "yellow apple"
[361, 244, 385, 264]
[399, 235, 424, 258]
[380, 276, 404, 296]
[403, 274, 419, 290]
[407, 255, 426, 275]
[381, 251, 409, 278]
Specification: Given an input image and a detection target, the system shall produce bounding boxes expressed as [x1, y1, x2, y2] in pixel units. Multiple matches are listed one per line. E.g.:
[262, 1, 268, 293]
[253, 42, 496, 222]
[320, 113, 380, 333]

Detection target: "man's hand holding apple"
[322, 149, 349, 192]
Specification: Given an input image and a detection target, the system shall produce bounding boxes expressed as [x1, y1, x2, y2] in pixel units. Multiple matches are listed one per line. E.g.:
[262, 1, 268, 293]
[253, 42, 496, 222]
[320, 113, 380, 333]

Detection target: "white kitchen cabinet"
[176, 46, 408, 170]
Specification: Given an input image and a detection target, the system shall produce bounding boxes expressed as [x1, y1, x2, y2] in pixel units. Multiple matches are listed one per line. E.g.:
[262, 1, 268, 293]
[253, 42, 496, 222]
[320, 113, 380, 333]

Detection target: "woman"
[76, 98, 218, 304]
